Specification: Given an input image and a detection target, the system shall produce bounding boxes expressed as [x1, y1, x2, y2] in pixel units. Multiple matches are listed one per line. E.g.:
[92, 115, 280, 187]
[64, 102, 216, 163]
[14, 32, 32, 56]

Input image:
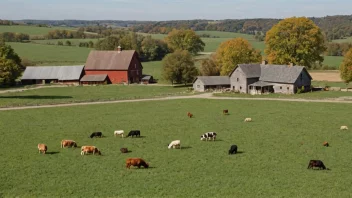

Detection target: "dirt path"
[1, 93, 352, 111]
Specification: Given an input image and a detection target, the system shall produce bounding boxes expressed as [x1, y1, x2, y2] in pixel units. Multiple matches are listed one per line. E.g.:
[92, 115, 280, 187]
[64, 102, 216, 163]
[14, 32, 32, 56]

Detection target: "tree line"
[0, 20, 17, 25]
[325, 42, 352, 56]
[0, 32, 30, 42]
[45, 29, 100, 39]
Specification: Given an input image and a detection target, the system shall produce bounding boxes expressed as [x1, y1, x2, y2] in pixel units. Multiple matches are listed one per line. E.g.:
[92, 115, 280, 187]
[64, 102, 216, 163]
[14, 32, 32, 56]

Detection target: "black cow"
[228, 145, 238, 155]
[90, 132, 103, 138]
[127, 130, 140, 138]
[307, 160, 326, 170]
[120, 148, 129, 153]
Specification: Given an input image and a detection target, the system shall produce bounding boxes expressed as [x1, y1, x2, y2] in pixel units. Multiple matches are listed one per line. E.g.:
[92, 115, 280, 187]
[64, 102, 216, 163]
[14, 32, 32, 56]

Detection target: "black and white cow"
[90, 132, 103, 138]
[200, 132, 217, 141]
[228, 145, 238, 155]
[127, 130, 141, 138]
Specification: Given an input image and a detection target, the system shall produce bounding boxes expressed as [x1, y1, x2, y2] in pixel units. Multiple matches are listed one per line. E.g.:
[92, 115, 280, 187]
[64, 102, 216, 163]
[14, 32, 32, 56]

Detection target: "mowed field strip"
[0, 99, 352, 197]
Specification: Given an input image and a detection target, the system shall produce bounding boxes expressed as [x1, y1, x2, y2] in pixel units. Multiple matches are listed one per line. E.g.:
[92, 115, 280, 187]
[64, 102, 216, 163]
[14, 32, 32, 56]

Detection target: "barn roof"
[80, 74, 108, 82]
[21, 66, 84, 80]
[232, 64, 261, 78]
[259, 65, 312, 83]
[84, 50, 137, 70]
[194, 76, 230, 85]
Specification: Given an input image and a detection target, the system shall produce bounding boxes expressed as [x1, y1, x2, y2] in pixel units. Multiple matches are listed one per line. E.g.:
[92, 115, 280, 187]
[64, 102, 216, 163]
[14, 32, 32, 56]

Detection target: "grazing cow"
[244, 118, 252, 122]
[127, 130, 140, 138]
[323, 141, 329, 147]
[168, 140, 181, 149]
[120, 148, 129, 153]
[200, 132, 217, 141]
[90, 132, 103, 138]
[81, 146, 102, 155]
[340, 126, 348, 130]
[38, 144, 47, 154]
[228, 145, 238, 155]
[60, 140, 77, 148]
[187, 112, 193, 118]
[307, 160, 326, 170]
[126, 158, 149, 169]
[114, 130, 124, 138]
[223, 109, 229, 115]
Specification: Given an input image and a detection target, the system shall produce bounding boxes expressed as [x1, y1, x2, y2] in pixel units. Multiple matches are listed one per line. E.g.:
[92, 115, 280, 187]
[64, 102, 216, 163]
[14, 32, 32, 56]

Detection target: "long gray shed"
[193, 76, 231, 92]
[21, 66, 84, 85]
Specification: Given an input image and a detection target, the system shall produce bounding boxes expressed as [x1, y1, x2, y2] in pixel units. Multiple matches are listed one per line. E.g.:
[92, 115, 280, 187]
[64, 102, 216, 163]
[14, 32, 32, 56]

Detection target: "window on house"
[240, 86, 242, 90]
[233, 86, 235, 90]
[280, 86, 282, 89]
[287, 87, 289, 90]
[135, 64, 137, 68]
[197, 85, 200, 88]
[237, 78, 239, 82]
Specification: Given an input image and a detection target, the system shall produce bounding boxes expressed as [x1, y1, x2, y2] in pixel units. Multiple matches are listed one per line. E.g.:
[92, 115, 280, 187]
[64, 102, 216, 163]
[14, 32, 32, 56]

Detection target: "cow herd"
[36, 109, 349, 171]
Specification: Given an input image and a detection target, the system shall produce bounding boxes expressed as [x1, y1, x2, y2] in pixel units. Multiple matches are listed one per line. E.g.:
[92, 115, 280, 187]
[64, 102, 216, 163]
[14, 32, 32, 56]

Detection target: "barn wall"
[294, 69, 312, 92]
[230, 67, 248, 93]
[85, 71, 128, 84]
[193, 79, 205, 92]
[272, 83, 295, 94]
[61, 80, 80, 85]
[128, 54, 143, 83]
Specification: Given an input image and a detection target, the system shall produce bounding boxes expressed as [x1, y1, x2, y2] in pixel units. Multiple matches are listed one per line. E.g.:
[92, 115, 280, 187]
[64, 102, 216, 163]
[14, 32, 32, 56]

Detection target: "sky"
[1, 0, 352, 21]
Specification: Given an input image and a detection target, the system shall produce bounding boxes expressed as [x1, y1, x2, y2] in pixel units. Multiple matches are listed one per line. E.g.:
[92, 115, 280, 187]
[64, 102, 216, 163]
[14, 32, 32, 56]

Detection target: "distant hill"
[13, 15, 352, 41]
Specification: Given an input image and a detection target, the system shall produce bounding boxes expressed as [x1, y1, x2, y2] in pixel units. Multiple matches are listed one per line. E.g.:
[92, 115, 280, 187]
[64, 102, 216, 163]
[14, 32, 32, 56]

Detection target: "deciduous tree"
[199, 54, 220, 76]
[340, 48, 352, 83]
[265, 17, 326, 68]
[162, 50, 198, 85]
[0, 42, 22, 86]
[165, 29, 205, 55]
[216, 38, 262, 75]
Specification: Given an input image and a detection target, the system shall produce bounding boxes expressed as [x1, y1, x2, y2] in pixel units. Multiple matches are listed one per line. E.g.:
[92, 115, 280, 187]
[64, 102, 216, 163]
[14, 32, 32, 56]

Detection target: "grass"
[143, 61, 163, 83]
[332, 37, 352, 43]
[0, 85, 192, 108]
[322, 56, 344, 69]
[214, 90, 352, 100]
[8, 42, 91, 65]
[0, 25, 75, 36]
[1, 99, 352, 197]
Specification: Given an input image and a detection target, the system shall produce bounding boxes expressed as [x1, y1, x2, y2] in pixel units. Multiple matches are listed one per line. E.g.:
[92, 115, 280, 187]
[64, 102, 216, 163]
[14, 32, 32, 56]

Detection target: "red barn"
[83, 47, 143, 84]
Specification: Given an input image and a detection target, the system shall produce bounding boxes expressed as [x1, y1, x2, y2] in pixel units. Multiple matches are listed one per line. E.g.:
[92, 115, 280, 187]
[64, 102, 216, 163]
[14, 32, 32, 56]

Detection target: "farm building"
[21, 66, 84, 85]
[80, 74, 111, 85]
[141, 75, 154, 84]
[84, 47, 143, 84]
[229, 62, 312, 94]
[193, 76, 230, 92]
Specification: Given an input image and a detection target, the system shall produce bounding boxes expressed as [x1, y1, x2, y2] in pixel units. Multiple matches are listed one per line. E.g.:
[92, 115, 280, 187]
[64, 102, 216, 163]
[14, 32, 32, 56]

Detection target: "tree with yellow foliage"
[165, 29, 205, 55]
[265, 17, 326, 68]
[216, 38, 262, 75]
[340, 48, 352, 83]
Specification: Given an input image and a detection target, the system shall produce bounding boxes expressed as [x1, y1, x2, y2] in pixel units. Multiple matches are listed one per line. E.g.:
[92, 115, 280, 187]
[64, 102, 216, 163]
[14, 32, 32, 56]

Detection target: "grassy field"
[332, 37, 352, 43]
[1, 99, 352, 197]
[0, 25, 75, 35]
[322, 56, 344, 68]
[9, 42, 90, 65]
[0, 85, 192, 108]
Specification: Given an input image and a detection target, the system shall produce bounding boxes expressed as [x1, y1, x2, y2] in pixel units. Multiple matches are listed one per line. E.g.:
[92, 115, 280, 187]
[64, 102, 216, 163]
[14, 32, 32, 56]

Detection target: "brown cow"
[120, 148, 129, 153]
[187, 112, 193, 118]
[126, 158, 149, 169]
[323, 142, 329, 147]
[38, 144, 47, 154]
[223, 109, 229, 115]
[81, 146, 102, 155]
[61, 140, 77, 148]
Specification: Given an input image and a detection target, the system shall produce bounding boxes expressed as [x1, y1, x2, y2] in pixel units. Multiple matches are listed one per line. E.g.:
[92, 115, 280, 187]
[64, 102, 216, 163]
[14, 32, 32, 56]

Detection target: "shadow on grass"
[180, 146, 192, 150]
[127, 136, 146, 138]
[0, 95, 72, 99]
[46, 151, 60, 155]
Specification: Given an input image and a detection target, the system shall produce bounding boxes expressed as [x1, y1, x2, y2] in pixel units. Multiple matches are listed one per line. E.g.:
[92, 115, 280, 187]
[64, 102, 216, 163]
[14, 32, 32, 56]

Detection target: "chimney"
[262, 60, 268, 65]
[116, 46, 122, 53]
[289, 62, 294, 67]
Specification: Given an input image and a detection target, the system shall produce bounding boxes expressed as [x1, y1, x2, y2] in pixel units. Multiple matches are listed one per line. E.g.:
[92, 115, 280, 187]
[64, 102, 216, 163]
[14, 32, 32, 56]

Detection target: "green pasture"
[8, 42, 91, 65]
[0, 85, 191, 108]
[332, 36, 352, 43]
[0, 99, 352, 197]
[322, 56, 344, 68]
[0, 25, 75, 36]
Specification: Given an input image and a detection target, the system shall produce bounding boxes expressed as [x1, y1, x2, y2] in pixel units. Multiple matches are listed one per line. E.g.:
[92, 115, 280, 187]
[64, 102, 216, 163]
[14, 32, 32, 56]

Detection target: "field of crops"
[0, 85, 191, 108]
[0, 25, 75, 35]
[0, 99, 351, 197]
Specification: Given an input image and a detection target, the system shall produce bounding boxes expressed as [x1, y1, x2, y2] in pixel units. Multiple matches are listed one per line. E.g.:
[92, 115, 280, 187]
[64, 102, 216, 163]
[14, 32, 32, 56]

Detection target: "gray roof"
[237, 64, 261, 78]
[194, 76, 230, 85]
[259, 65, 310, 83]
[249, 81, 274, 87]
[21, 66, 84, 80]
[230, 64, 312, 84]
[80, 74, 108, 82]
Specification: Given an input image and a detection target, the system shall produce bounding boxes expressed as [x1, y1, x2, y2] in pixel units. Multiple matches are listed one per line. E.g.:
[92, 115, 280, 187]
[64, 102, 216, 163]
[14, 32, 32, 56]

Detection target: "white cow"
[244, 118, 252, 122]
[114, 130, 124, 137]
[340, 126, 348, 130]
[168, 140, 181, 149]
